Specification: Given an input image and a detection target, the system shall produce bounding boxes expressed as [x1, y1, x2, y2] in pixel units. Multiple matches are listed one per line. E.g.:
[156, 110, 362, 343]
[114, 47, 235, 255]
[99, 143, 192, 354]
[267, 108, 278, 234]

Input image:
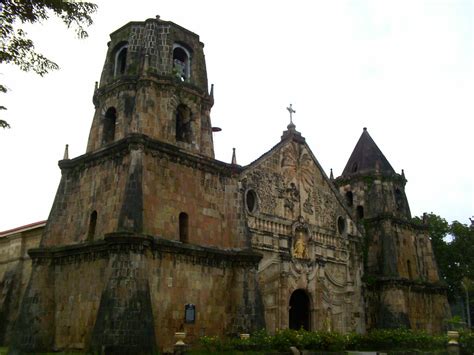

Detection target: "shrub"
[198, 335, 232, 353]
[459, 330, 474, 355]
[358, 328, 447, 350]
[196, 328, 450, 353]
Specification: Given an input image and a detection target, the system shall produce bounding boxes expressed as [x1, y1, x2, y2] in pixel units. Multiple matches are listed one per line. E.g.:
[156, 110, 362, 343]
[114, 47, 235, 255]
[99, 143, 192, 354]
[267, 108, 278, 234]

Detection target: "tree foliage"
[0, 0, 98, 128]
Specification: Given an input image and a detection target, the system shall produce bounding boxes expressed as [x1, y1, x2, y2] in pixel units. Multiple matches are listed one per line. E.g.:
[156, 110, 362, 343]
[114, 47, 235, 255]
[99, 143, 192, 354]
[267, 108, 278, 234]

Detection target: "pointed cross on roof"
[286, 104, 296, 129]
[287, 104, 295, 123]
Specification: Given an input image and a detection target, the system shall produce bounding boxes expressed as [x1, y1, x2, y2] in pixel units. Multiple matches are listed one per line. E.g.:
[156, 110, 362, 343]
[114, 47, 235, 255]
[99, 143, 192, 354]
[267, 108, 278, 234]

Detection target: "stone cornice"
[59, 134, 242, 177]
[93, 74, 211, 108]
[364, 214, 428, 231]
[368, 276, 448, 293]
[109, 18, 201, 43]
[334, 172, 407, 187]
[29, 233, 262, 268]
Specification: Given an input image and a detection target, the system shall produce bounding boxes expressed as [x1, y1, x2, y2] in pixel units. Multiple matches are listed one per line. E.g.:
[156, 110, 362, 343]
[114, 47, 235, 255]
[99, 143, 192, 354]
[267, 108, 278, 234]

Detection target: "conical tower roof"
[341, 128, 395, 177]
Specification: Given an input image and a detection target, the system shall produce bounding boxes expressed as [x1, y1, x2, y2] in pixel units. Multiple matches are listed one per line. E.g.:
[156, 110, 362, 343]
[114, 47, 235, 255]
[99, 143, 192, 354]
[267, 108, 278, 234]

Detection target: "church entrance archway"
[289, 289, 310, 330]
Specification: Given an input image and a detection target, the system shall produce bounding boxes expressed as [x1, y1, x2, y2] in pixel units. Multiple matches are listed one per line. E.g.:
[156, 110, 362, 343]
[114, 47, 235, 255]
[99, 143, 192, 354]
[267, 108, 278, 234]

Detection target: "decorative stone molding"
[60, 134, 241, 177]
[29, 233, 262, 269]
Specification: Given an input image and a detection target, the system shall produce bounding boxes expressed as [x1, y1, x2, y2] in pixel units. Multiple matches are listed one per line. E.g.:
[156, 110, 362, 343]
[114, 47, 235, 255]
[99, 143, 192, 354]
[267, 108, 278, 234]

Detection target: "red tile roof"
[0, 220, 47, 238]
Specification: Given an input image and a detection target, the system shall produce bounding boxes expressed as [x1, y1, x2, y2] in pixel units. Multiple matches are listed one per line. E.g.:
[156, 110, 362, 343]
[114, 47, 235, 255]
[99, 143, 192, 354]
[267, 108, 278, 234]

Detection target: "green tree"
[0, 0, 98, 128]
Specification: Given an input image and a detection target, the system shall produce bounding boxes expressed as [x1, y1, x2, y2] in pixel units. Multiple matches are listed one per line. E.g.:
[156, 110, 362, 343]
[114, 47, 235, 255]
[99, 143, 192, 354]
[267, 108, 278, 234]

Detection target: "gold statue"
[292, 230, 307, 259]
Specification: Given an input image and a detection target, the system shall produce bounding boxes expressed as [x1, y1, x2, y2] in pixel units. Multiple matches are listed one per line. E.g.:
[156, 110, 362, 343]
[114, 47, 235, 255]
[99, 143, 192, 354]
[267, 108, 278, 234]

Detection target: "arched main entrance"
[289, 289, 310, 330]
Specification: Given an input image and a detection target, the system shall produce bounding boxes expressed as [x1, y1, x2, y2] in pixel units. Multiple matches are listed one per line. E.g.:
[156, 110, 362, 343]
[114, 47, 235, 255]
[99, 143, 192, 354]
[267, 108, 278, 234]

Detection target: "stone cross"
[287, 104, 296, 125]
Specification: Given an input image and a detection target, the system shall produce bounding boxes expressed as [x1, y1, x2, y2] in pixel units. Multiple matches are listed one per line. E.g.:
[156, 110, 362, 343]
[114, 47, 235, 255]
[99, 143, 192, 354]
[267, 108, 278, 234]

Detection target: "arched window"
[88, 211, 97, 241]
[114, 43, 128, 77]
[345, 191, 353, 207]
[176, 104, 192, 143]
[173, 44, 191, 81]
[179, 212, 189, 243]
[103, 107, 117, 145]
[356, 205, 364, 220]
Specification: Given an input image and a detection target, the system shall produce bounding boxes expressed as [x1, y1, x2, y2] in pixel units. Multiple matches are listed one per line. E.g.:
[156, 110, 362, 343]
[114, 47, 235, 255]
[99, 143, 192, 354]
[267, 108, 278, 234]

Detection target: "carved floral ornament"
[280, 142, 316, 218]
[281, 142, 314, 193]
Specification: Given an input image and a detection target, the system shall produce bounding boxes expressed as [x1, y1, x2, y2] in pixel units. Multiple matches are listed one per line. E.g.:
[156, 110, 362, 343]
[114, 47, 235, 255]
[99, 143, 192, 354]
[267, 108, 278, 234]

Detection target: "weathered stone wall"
[88, 80, 214, 157]
[64, 134, 245, 250]
[366, 218, 440, 282]
[10, 235, 263, 354]
[40, 150, 131, 247]
[53, 257, 106, 350]
[46, 135, 235, 247]
[148, 244, 263, 352]
[0, 224, 43, 345]
[337, 175, 411, 221]
[142, 147, 242, 248]
[366, 282, 449, 333]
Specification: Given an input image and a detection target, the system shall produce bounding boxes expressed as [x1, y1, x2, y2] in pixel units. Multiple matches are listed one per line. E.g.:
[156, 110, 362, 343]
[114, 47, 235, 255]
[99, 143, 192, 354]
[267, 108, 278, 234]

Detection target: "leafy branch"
[0, 0, 98, 128]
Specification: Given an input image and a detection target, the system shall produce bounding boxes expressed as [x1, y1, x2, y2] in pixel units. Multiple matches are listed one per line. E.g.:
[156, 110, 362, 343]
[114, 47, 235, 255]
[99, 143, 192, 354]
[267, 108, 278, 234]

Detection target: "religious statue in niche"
[292, 228, 308, 259]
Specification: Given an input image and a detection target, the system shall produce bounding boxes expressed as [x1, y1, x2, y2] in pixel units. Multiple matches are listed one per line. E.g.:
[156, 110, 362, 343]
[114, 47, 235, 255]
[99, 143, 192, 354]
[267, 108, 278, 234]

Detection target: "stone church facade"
[0, 17, 449, 353]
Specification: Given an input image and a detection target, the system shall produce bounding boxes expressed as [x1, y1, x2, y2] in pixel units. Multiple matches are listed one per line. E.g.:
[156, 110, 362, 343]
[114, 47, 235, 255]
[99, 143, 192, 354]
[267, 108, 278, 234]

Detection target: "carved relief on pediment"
[279, 143, 317, 220]
[240, 170, 277, 215]
[312, 188, 337, 230]
[280, 143, 315, 194]
[303, 190, 314, 215]
[279, 182, 300, 219]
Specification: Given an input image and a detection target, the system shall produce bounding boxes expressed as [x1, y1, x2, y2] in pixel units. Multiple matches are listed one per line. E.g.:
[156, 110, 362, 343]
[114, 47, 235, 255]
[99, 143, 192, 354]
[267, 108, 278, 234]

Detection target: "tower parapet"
[87, 16, 214, 157]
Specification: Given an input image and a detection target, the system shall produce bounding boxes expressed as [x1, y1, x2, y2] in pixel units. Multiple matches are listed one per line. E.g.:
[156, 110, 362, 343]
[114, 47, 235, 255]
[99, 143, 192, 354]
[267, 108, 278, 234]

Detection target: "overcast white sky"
[0, 0, 472, 231]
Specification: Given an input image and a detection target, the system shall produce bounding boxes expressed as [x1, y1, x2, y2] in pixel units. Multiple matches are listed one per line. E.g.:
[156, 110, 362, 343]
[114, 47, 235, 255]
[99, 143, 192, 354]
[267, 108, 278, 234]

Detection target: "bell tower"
[335, 128, 449, 332]
[87, 16, 215, 157]
[11, 17, 264, 354]
[335, 127, 411, 222]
